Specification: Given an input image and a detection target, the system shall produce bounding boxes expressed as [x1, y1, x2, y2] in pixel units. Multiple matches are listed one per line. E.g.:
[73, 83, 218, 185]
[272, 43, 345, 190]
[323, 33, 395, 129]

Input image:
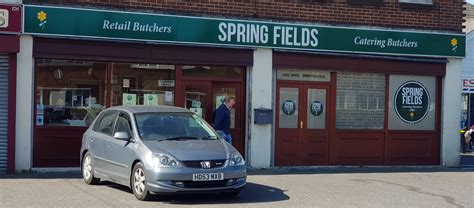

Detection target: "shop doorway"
[182, 81, 244, 155]
[275, 82, 331, 166]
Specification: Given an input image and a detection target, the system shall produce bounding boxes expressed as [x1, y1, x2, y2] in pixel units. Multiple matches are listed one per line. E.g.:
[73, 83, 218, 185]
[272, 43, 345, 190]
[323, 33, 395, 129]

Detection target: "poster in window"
[122, 93, 137, 106]
[144, 94, 158, 106]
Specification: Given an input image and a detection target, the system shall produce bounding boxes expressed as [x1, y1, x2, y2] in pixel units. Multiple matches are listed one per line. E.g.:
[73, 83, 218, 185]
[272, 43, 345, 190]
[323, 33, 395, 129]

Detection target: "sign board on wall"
[388, 75, 436, 130]
[277, 69, 331, 82]
[0, 4, 21, 33]
[462, 78, 474, 93]
[23, 5, 465, 58]
[394, 81, 430, 124]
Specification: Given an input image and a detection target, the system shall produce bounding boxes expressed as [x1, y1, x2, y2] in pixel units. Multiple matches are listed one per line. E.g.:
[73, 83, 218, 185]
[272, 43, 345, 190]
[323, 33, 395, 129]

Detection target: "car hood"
[142, 139, 232, 161]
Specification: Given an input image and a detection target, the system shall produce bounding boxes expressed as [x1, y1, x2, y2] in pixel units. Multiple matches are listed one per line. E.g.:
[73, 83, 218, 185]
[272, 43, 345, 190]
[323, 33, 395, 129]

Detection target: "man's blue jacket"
[213, 103, 231, 134]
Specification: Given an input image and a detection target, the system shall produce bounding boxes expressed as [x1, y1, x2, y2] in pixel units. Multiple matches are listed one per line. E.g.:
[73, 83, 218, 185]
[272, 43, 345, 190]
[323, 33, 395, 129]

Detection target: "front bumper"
[145, 165, 247, 194]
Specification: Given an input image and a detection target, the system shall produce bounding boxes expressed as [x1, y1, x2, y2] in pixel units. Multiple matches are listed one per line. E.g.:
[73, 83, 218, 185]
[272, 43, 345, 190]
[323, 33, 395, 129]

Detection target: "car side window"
[92, 112, 105, 131]
[114, 112, 132, 137]
[97, 110, 118, 136]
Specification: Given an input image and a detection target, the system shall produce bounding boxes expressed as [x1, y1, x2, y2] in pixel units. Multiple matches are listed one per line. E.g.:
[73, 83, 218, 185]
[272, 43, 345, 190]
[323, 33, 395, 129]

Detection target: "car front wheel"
[131, 162, 153, 201]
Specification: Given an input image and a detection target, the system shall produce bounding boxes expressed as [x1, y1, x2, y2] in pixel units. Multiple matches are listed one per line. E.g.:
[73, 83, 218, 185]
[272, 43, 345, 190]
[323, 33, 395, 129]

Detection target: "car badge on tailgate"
[200, 161, 211, 169]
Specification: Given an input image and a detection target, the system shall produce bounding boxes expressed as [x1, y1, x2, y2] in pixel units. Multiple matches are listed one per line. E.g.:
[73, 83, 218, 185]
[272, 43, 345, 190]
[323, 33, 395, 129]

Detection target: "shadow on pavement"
[102, 181, 289, 204]
[152, 182, 289, 204]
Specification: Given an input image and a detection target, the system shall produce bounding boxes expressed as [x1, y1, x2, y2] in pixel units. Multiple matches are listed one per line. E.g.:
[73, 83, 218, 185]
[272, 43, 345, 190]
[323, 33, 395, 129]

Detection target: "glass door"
[212, 83, 243, 154]
[184, 81, 211, 121]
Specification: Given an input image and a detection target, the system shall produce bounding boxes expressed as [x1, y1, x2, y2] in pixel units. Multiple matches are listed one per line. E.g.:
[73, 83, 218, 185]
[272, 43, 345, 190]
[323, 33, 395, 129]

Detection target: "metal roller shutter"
[0, 55, 8, 173]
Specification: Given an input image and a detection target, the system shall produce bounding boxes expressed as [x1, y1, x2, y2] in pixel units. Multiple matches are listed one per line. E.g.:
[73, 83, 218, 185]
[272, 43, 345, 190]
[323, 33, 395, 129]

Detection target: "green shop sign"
[24, 5, 465, 58]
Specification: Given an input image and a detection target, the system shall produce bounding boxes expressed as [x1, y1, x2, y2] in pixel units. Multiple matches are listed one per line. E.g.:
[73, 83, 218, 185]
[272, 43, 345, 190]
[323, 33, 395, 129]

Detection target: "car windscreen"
[135, 113, 218, 141]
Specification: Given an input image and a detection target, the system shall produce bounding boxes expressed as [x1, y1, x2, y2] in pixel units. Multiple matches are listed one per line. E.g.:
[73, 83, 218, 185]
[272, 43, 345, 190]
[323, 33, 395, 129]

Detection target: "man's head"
[224, 96, 235, 108]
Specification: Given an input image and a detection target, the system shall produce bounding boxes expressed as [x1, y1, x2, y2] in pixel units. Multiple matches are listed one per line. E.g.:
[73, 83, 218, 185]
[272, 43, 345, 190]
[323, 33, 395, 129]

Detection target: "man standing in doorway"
[213, 96, 235, 145]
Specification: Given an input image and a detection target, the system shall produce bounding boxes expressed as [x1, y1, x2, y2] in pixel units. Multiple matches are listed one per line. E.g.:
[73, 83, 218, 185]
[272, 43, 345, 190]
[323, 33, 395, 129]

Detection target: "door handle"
[300, 121, 303, 129]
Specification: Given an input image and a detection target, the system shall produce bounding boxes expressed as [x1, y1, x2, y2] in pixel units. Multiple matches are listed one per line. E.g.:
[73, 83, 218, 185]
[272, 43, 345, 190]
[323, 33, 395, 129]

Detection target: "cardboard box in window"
[254, 108, 273, 124]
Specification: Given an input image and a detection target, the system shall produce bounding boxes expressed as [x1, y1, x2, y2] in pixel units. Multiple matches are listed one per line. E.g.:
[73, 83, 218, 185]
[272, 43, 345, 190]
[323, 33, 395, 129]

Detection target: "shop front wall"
[32, 38, 251, 167]
[20, 5, 465, 168]
[273, 52, 443, 166]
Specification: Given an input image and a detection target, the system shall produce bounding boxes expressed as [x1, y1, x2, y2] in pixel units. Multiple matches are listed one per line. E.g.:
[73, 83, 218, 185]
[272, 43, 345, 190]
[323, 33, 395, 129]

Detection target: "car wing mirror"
[114, 132, 131, 141]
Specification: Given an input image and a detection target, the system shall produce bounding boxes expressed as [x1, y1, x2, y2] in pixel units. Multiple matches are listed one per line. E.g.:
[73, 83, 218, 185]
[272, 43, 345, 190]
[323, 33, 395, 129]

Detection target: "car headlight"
[229, 152, 245, 166]
[152, 154, 181, 168]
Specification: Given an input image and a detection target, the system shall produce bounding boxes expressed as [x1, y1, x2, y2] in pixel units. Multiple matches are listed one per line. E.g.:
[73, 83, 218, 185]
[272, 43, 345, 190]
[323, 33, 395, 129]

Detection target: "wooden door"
[275, 82, 330, 166]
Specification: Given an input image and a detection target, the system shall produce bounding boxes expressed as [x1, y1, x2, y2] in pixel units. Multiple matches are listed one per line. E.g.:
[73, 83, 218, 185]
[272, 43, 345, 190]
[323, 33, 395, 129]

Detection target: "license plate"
[192, 173, 224, 181]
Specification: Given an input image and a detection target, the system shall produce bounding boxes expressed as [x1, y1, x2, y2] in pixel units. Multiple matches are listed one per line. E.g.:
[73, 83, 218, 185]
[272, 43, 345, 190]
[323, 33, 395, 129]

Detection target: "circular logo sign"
[148, 95, 153, 101]
[394, 81, 430, 124]
[127, 95, 133, 101]
[310, 101, 323, 116]
[282, 100, 296, 115]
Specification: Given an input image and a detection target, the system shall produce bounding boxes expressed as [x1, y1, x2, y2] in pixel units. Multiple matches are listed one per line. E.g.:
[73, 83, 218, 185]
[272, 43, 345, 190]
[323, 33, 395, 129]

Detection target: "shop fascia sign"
[23, 5, 465, 58]
[462, 78, 474, 93]
[0, 4, 21, 33]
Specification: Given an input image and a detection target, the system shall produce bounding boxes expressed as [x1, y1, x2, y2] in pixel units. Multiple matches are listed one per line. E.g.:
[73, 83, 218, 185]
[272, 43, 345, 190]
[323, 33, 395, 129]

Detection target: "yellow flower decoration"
[37, 11, 47, 22]
[451, 38, 458, 47]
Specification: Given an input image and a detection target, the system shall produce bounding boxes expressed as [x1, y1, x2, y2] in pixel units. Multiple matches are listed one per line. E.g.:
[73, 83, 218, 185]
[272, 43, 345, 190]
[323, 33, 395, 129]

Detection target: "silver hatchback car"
[80, 106, 247, 200]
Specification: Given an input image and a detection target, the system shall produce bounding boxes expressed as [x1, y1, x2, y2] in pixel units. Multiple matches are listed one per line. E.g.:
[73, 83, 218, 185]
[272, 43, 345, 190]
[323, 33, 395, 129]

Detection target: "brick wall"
[336, 72, 386, 130]
[24, 0, 465, 33]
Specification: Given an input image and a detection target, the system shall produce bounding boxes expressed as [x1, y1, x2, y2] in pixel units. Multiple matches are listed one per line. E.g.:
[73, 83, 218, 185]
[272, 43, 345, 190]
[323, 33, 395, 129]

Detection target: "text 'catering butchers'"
[354, 36, 419, 48]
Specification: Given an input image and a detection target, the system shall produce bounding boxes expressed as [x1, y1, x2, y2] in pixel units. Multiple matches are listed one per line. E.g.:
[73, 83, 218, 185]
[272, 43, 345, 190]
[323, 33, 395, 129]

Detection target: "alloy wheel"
[133, 167, 146, 195]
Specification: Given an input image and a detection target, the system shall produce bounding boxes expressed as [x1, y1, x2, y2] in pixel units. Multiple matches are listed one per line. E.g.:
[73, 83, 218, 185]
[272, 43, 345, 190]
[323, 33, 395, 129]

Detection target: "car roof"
[107, 105, 192, 114]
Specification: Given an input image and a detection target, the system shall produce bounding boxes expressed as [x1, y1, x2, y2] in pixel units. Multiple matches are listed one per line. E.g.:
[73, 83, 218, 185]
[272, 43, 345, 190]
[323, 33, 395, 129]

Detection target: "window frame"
[113, 111, 134, 138]
[95, 110, 118, 136]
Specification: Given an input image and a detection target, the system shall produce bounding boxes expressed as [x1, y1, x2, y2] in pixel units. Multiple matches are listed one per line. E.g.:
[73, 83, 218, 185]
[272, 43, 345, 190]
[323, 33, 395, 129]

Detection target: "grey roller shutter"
[0, 55, 9, 173]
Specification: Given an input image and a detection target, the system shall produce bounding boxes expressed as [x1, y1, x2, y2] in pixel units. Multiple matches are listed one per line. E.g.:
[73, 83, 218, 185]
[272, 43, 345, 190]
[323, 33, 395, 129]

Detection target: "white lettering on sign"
[102, 20, 172, 33]
[218, 22, 318, 47]
[218, 22, 269, 44]
[354, 36, 418, 49]
[401, 87, 423, 105]
[0, 9, 9, 28]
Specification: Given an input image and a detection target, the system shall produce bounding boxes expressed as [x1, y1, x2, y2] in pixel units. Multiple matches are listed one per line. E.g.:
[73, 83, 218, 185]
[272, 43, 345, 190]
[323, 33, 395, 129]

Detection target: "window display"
[35, 59, 107, 126]
[112, 63, 175, 106]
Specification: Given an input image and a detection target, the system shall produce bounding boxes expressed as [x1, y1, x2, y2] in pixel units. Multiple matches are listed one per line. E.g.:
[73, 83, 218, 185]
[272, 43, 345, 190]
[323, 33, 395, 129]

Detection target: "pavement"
[0, 167, 473, 208]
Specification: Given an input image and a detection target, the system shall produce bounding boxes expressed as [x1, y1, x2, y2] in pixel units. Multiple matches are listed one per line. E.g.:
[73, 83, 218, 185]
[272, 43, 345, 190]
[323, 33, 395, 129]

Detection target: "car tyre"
[131, 162, 153, 201]
[82, 152, 100, 185]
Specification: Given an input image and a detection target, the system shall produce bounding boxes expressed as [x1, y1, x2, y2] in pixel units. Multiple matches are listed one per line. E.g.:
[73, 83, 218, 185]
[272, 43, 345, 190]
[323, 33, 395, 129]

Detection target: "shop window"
[35, 59, 107, 127]
[388, 75, 436, 130]
[336, 72, 385, 130]
[182, 66, 242, 78]
[111, 63, 176, 106]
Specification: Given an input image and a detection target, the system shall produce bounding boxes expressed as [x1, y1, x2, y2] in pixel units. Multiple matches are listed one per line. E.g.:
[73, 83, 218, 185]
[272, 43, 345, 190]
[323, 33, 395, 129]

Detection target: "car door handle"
[90, 137, 95, 142]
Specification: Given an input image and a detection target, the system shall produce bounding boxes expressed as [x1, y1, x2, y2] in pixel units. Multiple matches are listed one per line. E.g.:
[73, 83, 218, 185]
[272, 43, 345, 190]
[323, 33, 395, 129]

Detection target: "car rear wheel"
[82, 152, 100, 185]
[131, 162, 153, 201]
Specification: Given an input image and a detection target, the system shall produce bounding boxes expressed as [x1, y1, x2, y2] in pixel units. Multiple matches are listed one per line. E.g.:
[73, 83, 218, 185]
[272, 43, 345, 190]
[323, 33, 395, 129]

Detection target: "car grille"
[182, 180, 230, 188]
[182, 160, 226, 169]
